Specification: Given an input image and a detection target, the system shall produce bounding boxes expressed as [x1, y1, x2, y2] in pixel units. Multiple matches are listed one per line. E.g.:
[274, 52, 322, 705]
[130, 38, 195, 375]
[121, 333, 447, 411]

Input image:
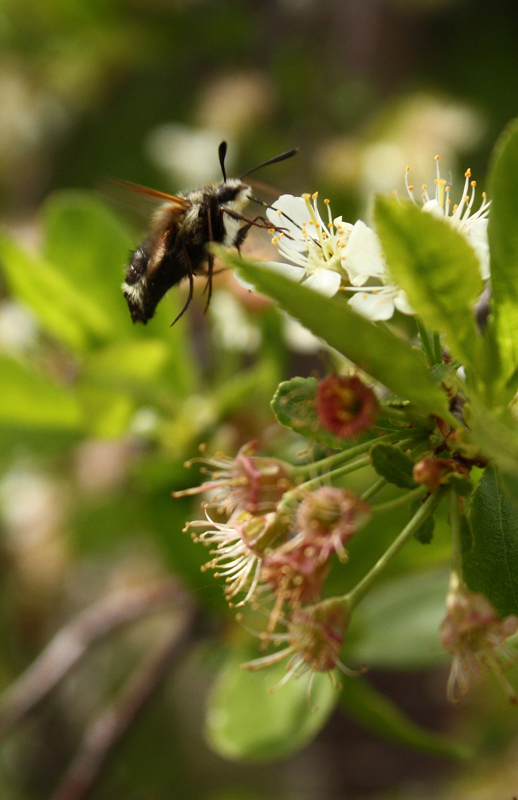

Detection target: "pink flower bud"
[296, 486, 371, 562]
[173, 441, 293, 515]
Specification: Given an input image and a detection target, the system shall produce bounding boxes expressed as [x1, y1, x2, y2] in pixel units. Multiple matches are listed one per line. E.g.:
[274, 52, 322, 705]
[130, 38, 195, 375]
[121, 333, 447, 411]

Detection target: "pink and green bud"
[296, 486, 371, 561]
[288, 601, 350, 673]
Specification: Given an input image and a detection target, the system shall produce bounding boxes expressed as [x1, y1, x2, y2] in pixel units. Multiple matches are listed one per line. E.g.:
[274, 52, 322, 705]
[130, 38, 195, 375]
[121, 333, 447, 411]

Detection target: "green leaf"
[205, 647, 339, 761]
[487, 118, 518, 383]
[346, 568, 450, 670]
[0, 234, 112, 352]
[340, 678, 471, 761]
[466, 402, 518, 506]
[272, 376, 363, 449]
[465, 463, 518, 617]
[413, 514, 435, 544]
[230, 256, 453, 424]
[370, 442, 417, 488]
[0, 355, 83, 444]
[41, 191, 135, 340]
[374, 197, 482, 368]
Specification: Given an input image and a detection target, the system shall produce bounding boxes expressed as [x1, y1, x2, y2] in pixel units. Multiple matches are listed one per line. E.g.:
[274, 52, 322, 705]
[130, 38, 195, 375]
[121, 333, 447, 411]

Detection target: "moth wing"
[110, 179, 191, 208]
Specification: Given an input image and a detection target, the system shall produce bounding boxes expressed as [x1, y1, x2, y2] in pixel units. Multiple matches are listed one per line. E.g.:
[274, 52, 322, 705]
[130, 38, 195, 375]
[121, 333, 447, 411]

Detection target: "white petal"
[422, 199, 445, 218]
[393, 289, 415, 316]
[303, 269, 341, 296]
[266, 195, 316, 249]
[466, 219, 490, 280]
[282, 316, 322, 353]
[341, 220, 387, 286]
[348, 289, 396, 321]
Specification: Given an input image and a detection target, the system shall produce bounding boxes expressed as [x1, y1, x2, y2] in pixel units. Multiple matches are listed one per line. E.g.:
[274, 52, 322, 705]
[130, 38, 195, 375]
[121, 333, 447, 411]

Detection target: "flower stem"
[292, 431, 413, 478]
[370, 485, 426, 515]
[279, 455, 372, 512]
[449, 486, 464, 580]
[345, 490, 441, 610]
[361, 477, 386, 501]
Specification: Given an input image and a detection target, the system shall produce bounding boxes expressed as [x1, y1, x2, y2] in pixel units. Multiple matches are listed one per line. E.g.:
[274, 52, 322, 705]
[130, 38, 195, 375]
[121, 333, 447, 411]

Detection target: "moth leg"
[202, 208, 215, 313]
[170, 244, 194, 326]
[222, 209, 292, 238]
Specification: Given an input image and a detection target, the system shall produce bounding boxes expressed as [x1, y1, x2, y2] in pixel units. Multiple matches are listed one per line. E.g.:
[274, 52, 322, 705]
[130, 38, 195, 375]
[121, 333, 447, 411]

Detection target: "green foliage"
[345, 568, 450, 670]
[488, 118, 518, 386]
[205, 647, 339, 761]
[340, 678, 471, 761]
[465, 464, 518, 617]
[370, 442, 417, 489]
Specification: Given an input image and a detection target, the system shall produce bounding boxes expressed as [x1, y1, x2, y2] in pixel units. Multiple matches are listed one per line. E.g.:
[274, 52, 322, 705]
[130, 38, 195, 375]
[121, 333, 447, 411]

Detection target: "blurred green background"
[1, 0, 518, 798]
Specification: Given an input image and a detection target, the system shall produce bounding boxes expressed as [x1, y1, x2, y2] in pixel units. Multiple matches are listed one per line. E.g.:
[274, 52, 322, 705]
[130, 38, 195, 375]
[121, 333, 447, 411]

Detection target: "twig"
[0, 580, 183, 737]
[49, 603, 200, 800]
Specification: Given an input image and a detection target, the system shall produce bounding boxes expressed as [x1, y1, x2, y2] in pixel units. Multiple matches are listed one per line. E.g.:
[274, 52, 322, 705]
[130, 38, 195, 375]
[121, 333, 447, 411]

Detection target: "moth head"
[215, 179, 252, 212]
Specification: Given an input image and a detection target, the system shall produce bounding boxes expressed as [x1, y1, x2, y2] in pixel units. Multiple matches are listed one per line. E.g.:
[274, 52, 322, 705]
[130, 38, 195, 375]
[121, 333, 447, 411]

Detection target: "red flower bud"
[316, 375, 379, 439]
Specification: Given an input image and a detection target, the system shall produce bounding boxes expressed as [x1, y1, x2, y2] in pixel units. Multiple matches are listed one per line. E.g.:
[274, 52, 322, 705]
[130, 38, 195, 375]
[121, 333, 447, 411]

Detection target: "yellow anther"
[272, 236, 279, 244]
[446, 186, 450, 192]
[408, 184, 414, 191]
[324, 198, 330, 204]
[268, 228, 274, 234]
[422, 184, 427, 190]
[280, 232, 285, 237]
[471, 180, 476, 187]
[406, 166, 410, 172]
[312, 191, 318, 199]
[465, 169, 471, 177]
[435, 155, 440, 160]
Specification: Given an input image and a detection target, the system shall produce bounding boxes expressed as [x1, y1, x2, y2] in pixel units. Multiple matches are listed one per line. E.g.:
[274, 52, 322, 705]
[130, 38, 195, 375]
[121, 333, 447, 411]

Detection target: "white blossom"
[238, 158, 490, 323]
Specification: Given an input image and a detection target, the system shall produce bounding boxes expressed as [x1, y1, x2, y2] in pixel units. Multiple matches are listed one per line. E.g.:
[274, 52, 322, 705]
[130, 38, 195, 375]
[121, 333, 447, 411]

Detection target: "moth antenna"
[239, 148, 298, 180]
[218, 141, 228, 182]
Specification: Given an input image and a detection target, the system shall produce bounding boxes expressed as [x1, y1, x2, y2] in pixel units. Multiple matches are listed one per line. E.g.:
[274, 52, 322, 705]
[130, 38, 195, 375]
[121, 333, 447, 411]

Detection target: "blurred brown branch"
[49, 602, 200, 800]
[0, 579, 185, 737]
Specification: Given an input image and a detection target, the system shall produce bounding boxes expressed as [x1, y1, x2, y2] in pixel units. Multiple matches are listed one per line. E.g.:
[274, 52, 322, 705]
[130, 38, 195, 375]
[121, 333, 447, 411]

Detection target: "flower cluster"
[260, 158, 489, 321]
[175, 415, 375, 678]
[175, 151, 518, 706]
